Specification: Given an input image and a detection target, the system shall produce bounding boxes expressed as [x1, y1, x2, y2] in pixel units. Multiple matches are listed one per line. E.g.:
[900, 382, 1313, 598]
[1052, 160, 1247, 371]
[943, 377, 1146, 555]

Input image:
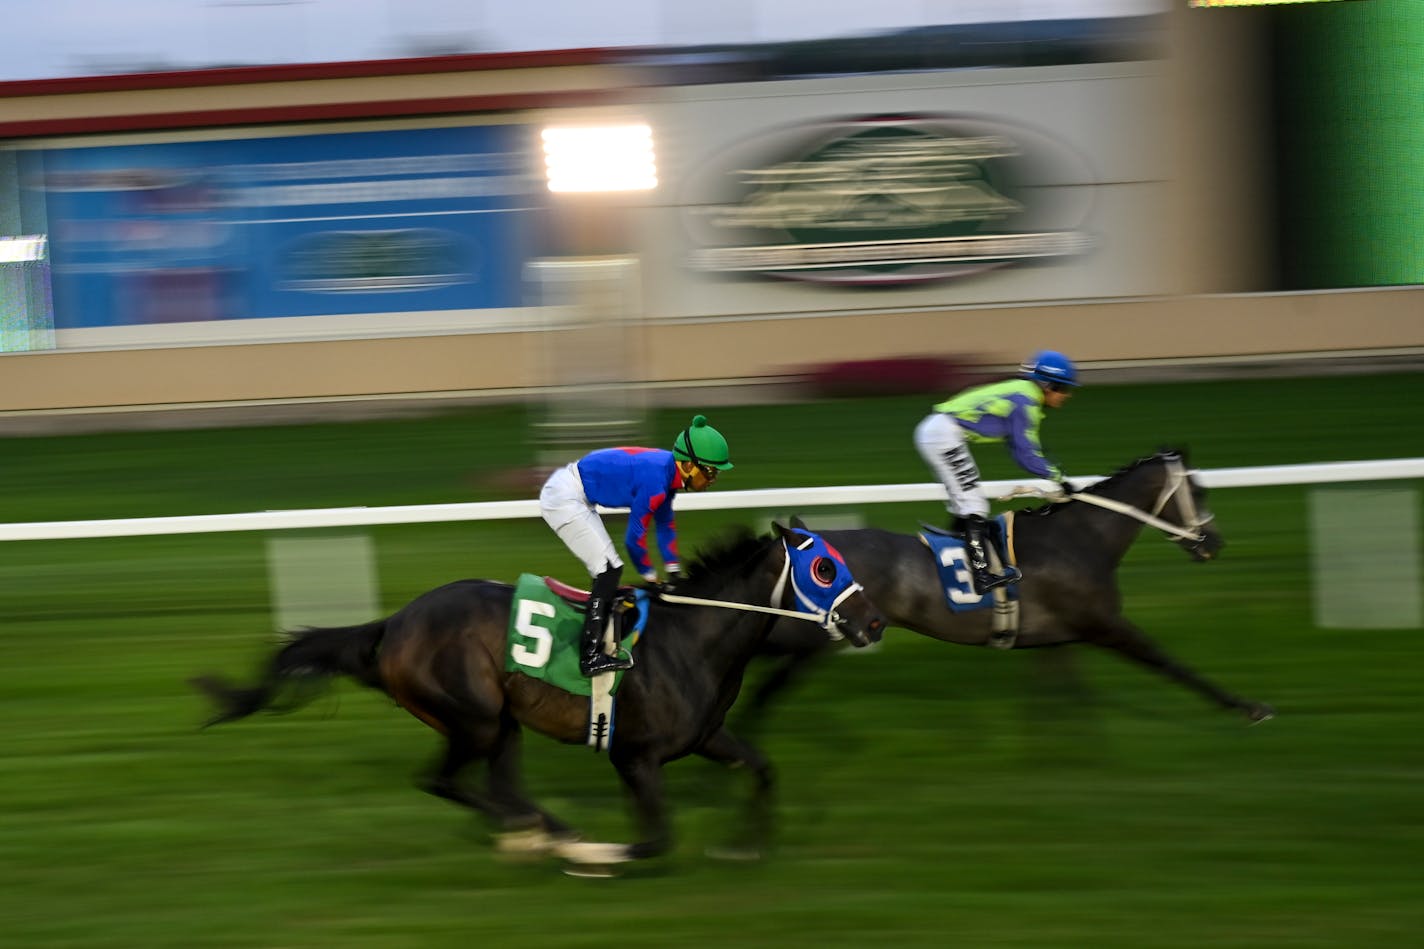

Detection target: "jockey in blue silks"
[539, 415, 733, 677]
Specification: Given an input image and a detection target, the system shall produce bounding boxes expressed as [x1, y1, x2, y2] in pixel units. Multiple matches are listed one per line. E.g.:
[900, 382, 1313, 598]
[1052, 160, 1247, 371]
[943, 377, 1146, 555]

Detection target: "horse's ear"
[789, 514, 809, 531]
[771, 520, 790, 539]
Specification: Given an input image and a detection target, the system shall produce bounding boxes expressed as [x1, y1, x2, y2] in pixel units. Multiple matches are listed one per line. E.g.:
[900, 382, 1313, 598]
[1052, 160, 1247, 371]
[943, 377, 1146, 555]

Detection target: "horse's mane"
[679, 526, 771, 584]
[1022, 447, 1190, 516]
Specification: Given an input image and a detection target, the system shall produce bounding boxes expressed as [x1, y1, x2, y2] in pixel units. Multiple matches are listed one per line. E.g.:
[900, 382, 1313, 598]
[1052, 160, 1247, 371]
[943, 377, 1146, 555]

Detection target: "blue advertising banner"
[21, 124, 545, 330]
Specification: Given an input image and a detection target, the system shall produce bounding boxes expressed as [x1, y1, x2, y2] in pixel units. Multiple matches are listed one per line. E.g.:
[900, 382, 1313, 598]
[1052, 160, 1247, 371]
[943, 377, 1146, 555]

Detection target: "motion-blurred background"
[1, 2, 1421, 946]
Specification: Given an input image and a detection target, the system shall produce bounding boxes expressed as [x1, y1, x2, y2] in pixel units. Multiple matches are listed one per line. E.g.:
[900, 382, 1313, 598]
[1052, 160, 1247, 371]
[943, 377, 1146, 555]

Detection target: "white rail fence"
[0, 458, 1420, 543]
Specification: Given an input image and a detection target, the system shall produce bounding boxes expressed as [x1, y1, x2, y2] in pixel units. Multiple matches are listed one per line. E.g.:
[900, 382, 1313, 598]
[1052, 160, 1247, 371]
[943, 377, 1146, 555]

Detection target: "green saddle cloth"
[505, 573, 637, 696]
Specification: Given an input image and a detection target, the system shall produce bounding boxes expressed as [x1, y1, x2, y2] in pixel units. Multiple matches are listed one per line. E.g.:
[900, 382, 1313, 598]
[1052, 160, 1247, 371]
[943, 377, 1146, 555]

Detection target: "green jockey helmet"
[673, 415, 734, 470]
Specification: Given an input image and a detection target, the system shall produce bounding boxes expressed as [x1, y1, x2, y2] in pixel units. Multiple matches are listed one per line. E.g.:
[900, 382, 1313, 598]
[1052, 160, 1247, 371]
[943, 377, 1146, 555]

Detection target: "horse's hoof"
[557, 840, 629, 879]
[494, 827, 560, 858]
[555, 840, 631, 866]
[1246, 703, 1276, 724]
[563, 863, 621, 879]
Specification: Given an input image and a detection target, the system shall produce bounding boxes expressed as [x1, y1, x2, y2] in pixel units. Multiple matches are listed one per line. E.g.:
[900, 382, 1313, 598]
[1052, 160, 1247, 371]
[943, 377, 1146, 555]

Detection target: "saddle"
[542, 576, 643, 641]
[919, 517, 1007, 546]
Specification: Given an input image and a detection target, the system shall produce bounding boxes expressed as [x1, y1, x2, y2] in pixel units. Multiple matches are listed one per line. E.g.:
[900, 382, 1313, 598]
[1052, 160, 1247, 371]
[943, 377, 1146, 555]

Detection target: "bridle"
[1148, 454, 1216, 548]
[1034, 454, 1215, 549]
[770, 531, 864, 639]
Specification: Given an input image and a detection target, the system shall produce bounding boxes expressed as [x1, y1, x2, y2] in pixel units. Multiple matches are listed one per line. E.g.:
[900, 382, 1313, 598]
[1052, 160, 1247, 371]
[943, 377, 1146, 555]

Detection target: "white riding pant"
[913, 413, 989, 518]
[539, 463, 623, 578]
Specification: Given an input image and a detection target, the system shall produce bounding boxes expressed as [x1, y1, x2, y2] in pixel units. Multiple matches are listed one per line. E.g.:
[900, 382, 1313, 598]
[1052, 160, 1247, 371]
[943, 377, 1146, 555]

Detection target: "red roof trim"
[0, 89, 633, 138]
[0, 48, 621, 97]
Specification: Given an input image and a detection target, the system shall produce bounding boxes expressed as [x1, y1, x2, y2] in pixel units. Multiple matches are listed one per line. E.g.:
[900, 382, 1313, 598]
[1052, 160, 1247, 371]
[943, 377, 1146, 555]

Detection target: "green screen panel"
[1273, 0, 1424, 288]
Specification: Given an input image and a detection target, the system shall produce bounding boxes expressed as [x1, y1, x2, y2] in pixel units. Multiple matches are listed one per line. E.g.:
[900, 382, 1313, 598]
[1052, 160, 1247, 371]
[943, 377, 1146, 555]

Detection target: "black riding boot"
[964, 514, 1020, 592]
[579, 566, 633, 676]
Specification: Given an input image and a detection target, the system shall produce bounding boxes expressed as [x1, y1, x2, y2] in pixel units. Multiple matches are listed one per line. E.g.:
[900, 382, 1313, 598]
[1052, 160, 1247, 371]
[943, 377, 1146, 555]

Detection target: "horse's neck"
[1095, 461, 1168, 509]
[678, 546, 783, 667]
[1078, 461, 1169, 553]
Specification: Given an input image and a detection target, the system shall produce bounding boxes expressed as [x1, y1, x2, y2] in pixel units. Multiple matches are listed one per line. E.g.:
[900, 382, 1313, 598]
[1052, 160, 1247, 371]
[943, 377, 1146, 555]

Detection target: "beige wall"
[1, 288, 1418, 412]
[0, 333, 543, 411]
[640, 290, 1424, 381]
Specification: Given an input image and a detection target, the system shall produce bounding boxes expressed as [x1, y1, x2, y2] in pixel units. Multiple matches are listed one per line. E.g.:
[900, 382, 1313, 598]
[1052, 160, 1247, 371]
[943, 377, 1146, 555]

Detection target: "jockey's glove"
[643, 571, 680, 597]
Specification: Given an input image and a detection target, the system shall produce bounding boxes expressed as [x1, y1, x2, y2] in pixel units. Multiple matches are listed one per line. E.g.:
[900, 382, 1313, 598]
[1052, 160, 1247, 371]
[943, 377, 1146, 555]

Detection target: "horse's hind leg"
[486, 709, 577, 843]
[419, 719, 571, 854]
[1090, 617, 1275, 723]
[418, 727, 510, 820]
[696, 727, 776, 860]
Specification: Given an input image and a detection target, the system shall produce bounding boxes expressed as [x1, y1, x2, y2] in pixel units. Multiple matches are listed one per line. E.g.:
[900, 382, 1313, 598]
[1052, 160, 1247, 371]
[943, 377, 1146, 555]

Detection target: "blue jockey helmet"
[1020, 350, 1080, 387]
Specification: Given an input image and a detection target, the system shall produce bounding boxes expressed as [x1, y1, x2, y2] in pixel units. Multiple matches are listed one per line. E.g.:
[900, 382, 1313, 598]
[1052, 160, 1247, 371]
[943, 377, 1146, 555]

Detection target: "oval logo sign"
[682, 114, 1095, 286]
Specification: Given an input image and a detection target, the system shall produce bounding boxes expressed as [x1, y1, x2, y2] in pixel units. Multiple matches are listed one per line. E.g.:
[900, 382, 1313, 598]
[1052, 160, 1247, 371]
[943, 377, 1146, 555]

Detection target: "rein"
[996, 456, 1212, 543]
[1064, 493, 1206, 542]
[654, 537, 861, 634]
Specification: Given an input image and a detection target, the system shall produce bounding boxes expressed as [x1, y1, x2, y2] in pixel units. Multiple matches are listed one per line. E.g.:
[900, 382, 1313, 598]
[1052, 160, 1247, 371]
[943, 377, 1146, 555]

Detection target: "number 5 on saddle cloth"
[505, 575, 647, 694]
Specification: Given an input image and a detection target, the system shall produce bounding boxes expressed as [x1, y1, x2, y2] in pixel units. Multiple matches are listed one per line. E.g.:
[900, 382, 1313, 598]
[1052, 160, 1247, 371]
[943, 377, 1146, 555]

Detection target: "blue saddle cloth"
[918, 516, 1019, 614]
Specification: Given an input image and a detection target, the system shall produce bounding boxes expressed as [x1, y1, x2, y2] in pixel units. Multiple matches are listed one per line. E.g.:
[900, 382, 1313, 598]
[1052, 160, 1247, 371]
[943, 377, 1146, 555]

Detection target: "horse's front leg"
[696, 726, 776, 860]
[736, 652, 824, 737]
[614, 752, 671, 860]
[1090, 617, 1275, 723]
[554, 752, 666, 873]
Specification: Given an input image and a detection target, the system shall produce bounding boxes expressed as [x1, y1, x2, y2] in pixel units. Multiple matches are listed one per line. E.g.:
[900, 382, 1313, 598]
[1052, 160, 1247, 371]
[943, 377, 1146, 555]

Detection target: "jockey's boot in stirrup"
[964, 514, 1020, 592]
[579, 565, 633, 677]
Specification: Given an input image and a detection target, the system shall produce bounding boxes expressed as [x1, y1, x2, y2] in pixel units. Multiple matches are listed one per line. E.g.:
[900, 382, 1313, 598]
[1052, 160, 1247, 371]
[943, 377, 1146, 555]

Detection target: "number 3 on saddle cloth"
[505, 574, 651, 750]
[918, 514, 1021, 649]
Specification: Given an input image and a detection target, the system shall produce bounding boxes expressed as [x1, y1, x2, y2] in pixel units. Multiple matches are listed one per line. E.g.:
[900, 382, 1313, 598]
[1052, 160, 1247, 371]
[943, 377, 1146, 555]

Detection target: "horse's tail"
[190, 619, 387, 727]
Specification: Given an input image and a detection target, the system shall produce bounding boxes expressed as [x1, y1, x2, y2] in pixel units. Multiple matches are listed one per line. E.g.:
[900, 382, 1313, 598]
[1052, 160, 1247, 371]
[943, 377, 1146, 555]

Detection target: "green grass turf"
[1, 374, 1422, 947]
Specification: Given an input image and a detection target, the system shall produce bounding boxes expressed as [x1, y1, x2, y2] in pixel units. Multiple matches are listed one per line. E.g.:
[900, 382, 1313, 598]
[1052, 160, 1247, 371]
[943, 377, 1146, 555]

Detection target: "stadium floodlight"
[541, 124, 657, 193]
[0, 235, 47, 263]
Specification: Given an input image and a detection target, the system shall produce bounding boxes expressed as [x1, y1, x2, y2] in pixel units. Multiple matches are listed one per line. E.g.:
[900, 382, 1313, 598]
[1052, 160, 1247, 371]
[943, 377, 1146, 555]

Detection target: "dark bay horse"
[751, 450, 1274, 725]
[192, 524, 885, 873]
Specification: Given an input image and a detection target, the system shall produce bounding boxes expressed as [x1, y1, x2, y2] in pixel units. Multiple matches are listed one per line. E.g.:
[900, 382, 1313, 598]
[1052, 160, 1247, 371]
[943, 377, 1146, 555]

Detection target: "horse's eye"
[811, 556, 836, 586]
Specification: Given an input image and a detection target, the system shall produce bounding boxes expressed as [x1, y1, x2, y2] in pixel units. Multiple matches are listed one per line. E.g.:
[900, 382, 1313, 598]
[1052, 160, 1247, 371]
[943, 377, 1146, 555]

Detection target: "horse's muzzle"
[1181, 528, 1225, 562]
[835, 611, 886, 648]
